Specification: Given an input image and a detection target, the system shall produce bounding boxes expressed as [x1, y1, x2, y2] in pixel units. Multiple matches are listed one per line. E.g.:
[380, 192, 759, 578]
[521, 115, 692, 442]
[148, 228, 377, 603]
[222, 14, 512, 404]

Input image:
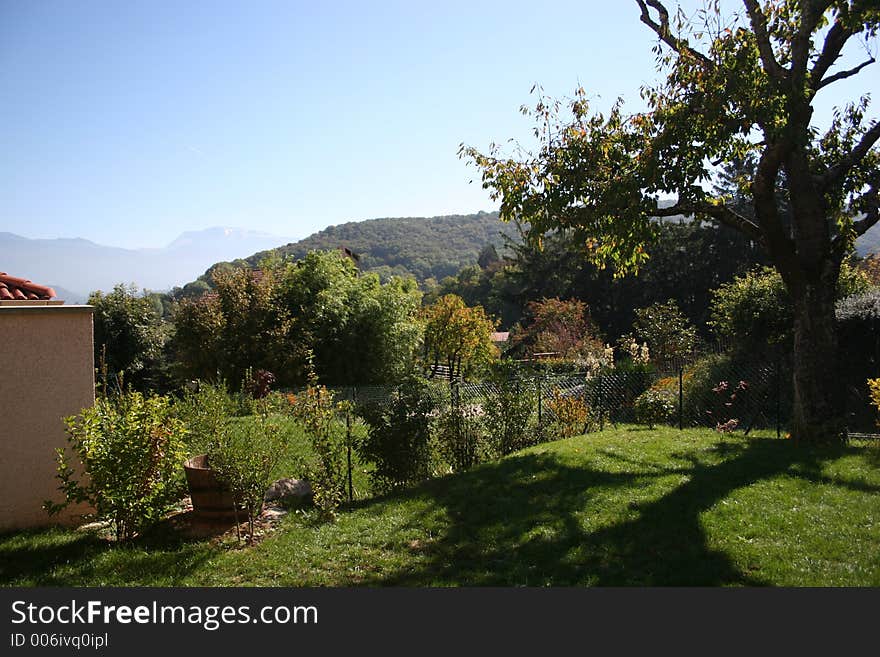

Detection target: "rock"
[261, 505, 288, 521]
[264, 478, 313, 507]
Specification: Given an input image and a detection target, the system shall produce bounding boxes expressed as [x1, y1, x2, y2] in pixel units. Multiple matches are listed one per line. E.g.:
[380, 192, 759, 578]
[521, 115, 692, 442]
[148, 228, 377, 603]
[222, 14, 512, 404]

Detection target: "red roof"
[0, 273, 57, 301]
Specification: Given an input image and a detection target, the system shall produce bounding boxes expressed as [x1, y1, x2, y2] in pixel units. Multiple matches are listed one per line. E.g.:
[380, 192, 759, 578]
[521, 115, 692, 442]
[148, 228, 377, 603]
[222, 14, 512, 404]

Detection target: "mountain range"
[0, 227, 298, 303]
[3, 211, 878, 304]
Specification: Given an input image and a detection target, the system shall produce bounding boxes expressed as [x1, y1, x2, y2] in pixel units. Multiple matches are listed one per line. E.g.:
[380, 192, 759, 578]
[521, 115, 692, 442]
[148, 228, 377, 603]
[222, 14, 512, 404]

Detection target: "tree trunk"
[789, 277, 847, 445]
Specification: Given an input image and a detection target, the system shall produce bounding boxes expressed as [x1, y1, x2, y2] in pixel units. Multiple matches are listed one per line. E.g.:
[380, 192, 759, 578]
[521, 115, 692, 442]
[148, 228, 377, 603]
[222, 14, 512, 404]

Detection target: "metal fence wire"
[302, 342, 876, 439]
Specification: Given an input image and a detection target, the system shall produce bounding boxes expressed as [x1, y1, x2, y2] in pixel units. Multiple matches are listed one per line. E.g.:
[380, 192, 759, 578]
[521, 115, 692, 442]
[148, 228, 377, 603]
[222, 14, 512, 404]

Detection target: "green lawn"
[2, 426, 878, 586]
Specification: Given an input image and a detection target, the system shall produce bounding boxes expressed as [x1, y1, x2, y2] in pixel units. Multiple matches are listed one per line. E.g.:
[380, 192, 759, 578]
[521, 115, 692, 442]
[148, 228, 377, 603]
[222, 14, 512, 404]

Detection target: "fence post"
[346, 388, 355, 504]
[678, 366, 684, 431]
[598, 372, 604, 431]
[775, 350, 781, 440]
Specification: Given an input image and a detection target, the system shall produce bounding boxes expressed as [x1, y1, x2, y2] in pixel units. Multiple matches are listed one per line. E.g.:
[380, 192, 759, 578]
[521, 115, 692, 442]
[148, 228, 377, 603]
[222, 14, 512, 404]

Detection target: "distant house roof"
[0, 273, 61, 304]
[491, 331, 510, 343]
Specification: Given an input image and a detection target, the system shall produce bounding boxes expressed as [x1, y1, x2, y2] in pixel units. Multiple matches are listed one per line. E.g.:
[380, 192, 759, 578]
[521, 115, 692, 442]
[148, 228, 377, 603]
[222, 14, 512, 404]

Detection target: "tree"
[421, 294, 498, 379]
[509, 297, 604, 362]
[633, 300, 699, 364]
[710, 262, 870, 350]
[90, 284, 171, 392]
[464, 1, 880, 443]
[278, 250, 423, 384]
[173, 250, 423, 387]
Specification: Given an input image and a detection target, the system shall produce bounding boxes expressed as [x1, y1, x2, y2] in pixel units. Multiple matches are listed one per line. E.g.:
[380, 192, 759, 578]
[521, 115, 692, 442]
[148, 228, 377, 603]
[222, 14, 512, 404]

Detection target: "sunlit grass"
[2, 427, 878, 586]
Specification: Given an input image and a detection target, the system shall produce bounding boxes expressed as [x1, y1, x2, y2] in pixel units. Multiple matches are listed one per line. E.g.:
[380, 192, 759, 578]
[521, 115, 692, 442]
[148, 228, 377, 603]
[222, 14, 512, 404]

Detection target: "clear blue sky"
[2, 1, 877, 249]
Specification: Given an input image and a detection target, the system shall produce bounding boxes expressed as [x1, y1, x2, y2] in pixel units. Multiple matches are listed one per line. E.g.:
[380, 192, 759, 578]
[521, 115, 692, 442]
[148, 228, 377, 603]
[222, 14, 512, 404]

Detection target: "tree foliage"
[633, 299, 699, 364]
[464, 1, 880, 443]
[508, 297, 603, 362]
[89, 284, 171, 392]
[421, 294, 499, 380]
[172, 250, 422, 386]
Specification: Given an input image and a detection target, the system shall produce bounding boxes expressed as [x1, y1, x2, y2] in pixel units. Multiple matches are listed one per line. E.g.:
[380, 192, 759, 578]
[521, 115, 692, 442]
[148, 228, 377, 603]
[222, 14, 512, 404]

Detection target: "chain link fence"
[298, 342, 876, 443]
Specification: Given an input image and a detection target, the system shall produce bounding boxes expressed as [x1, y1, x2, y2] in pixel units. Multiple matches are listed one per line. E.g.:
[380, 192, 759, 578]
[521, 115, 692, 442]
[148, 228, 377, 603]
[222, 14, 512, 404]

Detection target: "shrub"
[45, 392, 188, 541]
[545, 387, 592, 438]
[357, 376, 436, 493]
[483, 375, 536, 456]
[591, 359, 655, 423]
[633, 300, 698, 365]
[837, 289, 880, 369]
[434, 385, 489, 472]
[634, 388, 676, 429]
[289, 371, 346, 519]
[174, 380, 237, 456]
[869, 379, 880, 429]
[710, 263, 869, 352]
[210, 402, 290, 542]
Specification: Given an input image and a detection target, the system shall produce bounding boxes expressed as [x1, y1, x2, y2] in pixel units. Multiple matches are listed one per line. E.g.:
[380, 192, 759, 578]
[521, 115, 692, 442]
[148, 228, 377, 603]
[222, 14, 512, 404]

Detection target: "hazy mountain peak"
[0, 226, 298, 299]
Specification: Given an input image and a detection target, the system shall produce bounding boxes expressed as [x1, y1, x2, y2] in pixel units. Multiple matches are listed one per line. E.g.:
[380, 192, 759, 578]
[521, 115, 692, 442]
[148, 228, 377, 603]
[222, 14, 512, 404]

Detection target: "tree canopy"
[421, 294, 499, 380]
[464, 0, 880, 443]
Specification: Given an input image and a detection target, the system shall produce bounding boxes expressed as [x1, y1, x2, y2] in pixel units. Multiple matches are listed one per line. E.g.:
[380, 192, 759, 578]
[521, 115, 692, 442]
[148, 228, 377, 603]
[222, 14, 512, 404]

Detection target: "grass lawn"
[2, 426, 878, 586]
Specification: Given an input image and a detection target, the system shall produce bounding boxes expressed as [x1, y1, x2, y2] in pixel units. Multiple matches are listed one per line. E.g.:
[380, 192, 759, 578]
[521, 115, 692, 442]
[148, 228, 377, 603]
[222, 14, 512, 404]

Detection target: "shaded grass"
[2, 427, 878, 586]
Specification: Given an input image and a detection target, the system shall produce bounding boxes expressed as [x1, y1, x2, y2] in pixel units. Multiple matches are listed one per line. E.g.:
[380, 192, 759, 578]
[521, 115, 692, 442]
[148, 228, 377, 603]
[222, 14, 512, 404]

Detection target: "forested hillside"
[172, 211, 515, 299]
[254, 211, 514, 281]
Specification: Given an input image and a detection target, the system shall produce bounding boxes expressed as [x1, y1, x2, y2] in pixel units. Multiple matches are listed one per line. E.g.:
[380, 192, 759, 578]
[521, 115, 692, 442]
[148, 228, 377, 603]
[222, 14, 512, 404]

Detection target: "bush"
[210, 402, 290, 542]
[174, 381, 237, 456]
[289, 372, 346, 519]
[633, 300, 698, 365]
[869, 379, 880, 429]
[634, 389, 676, 429]
[680, 353, 775, 430]
[545, 387, 592, 438]
[590, 360, 655, 423]
[483, 375, 536, 456]
[357, 376, 436, 493]
[45, 392, 188, 541]
[434, 385, 489, 472]
[710, 263, 869, 352]
[837, 288, 880, 369]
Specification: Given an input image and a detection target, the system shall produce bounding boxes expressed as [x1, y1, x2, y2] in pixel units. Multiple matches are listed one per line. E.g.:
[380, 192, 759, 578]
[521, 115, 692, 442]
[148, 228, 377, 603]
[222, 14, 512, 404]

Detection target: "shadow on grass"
[0, 514, 216, 586]
[370, 436, 855, 586]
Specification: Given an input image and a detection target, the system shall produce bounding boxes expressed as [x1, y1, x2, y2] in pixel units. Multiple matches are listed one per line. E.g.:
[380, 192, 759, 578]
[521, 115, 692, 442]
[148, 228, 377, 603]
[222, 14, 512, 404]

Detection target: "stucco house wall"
[0, 305, 95, 530]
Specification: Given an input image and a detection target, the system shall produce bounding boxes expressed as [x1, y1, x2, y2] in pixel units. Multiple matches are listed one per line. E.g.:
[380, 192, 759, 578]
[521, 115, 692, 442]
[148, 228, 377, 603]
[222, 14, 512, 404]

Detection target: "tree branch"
[854, 174, 880, 238]
[752, 142, 800, 278]
[815, 56, 876, 90]
[830, 172, 878, 259]
[650, 201, 763, 242]
[810, 20, 854, 89]
[820, 121, 880, 190]
[635, 0, 714, 68]
[791, 0, 830, 85]
[742, 0, 788, 81]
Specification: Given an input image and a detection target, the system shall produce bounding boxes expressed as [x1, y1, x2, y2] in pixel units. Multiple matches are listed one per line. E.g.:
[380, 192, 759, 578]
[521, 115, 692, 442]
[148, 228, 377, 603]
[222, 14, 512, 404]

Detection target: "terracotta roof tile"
[0, 273, 59, 302]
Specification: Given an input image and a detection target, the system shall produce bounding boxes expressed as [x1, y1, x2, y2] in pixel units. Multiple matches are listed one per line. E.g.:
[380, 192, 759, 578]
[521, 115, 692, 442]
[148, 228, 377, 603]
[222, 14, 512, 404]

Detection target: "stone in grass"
[264, 478, 313, 509]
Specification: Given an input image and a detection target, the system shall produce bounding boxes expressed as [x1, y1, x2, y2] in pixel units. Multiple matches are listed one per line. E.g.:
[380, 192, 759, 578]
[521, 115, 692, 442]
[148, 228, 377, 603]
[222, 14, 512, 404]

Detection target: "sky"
[2, 1, 878, 249]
